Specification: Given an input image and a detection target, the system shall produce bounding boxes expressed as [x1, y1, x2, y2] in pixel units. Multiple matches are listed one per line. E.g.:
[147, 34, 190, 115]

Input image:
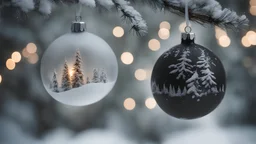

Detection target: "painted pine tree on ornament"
[169, 49, 193, 80]
[186, 71, 202, 98]
[197, 50, 218, 94]
[151, 48, 225, 101]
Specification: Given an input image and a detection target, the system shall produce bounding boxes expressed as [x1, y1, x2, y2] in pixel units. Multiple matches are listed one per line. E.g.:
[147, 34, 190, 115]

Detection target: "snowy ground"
[48, 82, 115, 106]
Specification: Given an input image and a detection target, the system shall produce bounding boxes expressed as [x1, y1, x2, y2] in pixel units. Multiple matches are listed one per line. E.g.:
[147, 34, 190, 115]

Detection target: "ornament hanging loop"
[184, 0, 191, 33]
[75, 4, 83, 21]
[184, 26, 192, 33]
[71, 4, 86, 33]
[181, 0, 195, 44]
[75, 16, 82, 22]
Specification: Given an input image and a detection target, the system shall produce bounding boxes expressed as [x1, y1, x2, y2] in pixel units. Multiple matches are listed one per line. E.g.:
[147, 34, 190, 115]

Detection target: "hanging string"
[75, 4, 82, 22]
[184, 0, 192, 33]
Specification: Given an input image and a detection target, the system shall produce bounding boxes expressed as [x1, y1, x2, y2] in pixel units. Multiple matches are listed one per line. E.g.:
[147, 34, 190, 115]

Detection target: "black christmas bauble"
[151, 33, 226, 119]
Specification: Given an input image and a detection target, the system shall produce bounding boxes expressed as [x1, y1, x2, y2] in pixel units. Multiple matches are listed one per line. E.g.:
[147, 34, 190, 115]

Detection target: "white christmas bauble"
[41, 32, 118, 106]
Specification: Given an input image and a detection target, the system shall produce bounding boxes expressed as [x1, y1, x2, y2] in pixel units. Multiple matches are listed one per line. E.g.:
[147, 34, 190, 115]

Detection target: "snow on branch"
[131, 0, 248, 30]
[0, 0, 249, 35]
[112, 0, 148, 35]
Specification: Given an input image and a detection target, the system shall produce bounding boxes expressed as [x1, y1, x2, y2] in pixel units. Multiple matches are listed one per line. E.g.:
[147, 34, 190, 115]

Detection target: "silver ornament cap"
[71, 16, 86, 33]
[181, 32, 195, 44]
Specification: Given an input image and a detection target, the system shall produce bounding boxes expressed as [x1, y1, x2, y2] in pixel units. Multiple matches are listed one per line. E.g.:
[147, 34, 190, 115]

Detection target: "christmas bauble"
[41, 21, 118, 106]
[151, 33, 226, 119]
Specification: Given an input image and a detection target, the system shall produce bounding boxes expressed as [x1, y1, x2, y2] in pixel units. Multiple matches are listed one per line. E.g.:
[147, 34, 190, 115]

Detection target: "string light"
[6, 59, 16, 70]
[159, 21, 171, 30]
[148, 39, 161, 51]
[123, 98, 136, 110]
[135, 69, 147, 81]
[26, 43, 37, 54]
[145, 98, 157, 109]
[241, 36, 251, 48]
[0, 75, 2, 84]
[218, 35, 231, 48]
[158, 28, 170, 40]
[11, 51, 22, 63]
[27, 53, 39, 64]
[113, 26, 124, 38]
[121, 52, 134, 65]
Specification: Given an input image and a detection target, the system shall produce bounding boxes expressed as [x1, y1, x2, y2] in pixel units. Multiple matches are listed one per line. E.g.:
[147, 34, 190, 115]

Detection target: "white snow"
[169, 0, 248, 28]
[12, 0, 34, 12]
[113, 0, 148, 35]
[48, 82, 115, 106]
[96, 0, 114, 9]
[186, 71, 201, 97]
[79, 0, 96, 8]
[39, 0, 53, 15]
[186, 71, 199, 83]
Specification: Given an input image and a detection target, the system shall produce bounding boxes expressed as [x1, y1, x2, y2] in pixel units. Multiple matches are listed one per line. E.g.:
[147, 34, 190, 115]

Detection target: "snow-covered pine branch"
[0, 0, 249, 35]
[130, 0, 249, 30]
[112, 0, 148, 35]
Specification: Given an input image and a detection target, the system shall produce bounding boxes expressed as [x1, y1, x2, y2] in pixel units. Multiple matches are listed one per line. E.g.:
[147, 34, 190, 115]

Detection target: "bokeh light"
[160, 21, 171, 30]
[250, 6, 256, 16]
[158, 28, 170, 40]
[250, 0, 256, 6]
[124, 98, 136, 110]
[22, 48, 30, 58]
[27, 53, 39, 64]
[246, 31, 256, 36]
[179, 22, 186, 32]
[6, 59, 16, 70]
[215, 26, 227, 39]
[135, 69, 147, 81]
[121, 52, 134, 65]
[146, 69, 152, 79]
[0, 75, 2, 84]
[241, 36, 251, 48]
[148, 39, 161, 51]
[218, 35, 231, 48]
[113, 26, 124, 38]
[69, 69, 74, 77]
[145, 98, 157, 109]
[26, 43, 37, 54]
[247, 31, 256, 45]
[11, 51, 22, 63]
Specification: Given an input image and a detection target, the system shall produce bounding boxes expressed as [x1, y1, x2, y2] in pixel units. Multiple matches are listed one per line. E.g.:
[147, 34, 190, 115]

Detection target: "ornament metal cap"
[71, 16, 86, 33]
[181, 33, 195, 44]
